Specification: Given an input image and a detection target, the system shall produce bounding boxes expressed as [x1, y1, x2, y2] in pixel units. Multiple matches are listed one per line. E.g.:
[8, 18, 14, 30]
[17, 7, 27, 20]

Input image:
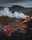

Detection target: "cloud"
[0, 8, 27, 19]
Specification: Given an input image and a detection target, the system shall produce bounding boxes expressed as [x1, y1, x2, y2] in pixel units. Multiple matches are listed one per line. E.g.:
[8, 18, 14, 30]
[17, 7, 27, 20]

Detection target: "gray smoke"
[0, 8, 27, 19]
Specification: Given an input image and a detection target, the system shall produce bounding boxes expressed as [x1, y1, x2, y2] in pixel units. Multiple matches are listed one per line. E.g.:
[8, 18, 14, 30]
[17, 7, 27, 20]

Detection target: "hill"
[9, 5, 32, 16]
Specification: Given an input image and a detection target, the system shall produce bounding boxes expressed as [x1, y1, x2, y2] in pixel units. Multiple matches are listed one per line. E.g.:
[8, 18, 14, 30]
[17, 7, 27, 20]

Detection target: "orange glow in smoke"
[23, 16, 30, 23]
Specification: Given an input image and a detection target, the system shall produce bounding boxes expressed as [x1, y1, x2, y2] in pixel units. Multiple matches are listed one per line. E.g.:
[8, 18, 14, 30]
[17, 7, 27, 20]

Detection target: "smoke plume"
[0, 8, 27, 19]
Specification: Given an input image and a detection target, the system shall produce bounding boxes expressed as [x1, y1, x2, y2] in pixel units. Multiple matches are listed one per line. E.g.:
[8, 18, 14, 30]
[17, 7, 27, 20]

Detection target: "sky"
[0, 0, 31, 4]
[0, 0, 32, 8]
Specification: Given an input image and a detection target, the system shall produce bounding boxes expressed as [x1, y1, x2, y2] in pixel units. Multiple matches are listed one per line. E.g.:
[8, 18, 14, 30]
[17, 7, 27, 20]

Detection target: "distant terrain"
[0, 5, 32, 16]
[9, 5, 32, 16]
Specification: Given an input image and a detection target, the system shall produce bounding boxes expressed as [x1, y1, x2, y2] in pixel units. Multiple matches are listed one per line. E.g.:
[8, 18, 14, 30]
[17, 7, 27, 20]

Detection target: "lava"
[3, 16, 32, 37]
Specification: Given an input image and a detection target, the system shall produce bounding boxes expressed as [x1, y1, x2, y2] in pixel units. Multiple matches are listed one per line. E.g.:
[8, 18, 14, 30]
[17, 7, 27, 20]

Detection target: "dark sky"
[0, 0, 23, 3]
[0, 0, 32, 8]
[0, 0, 32, 4]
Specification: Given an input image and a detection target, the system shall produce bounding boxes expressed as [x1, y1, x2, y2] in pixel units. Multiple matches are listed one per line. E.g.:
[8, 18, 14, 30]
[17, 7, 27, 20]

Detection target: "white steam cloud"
[0, 8, 27, 19]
